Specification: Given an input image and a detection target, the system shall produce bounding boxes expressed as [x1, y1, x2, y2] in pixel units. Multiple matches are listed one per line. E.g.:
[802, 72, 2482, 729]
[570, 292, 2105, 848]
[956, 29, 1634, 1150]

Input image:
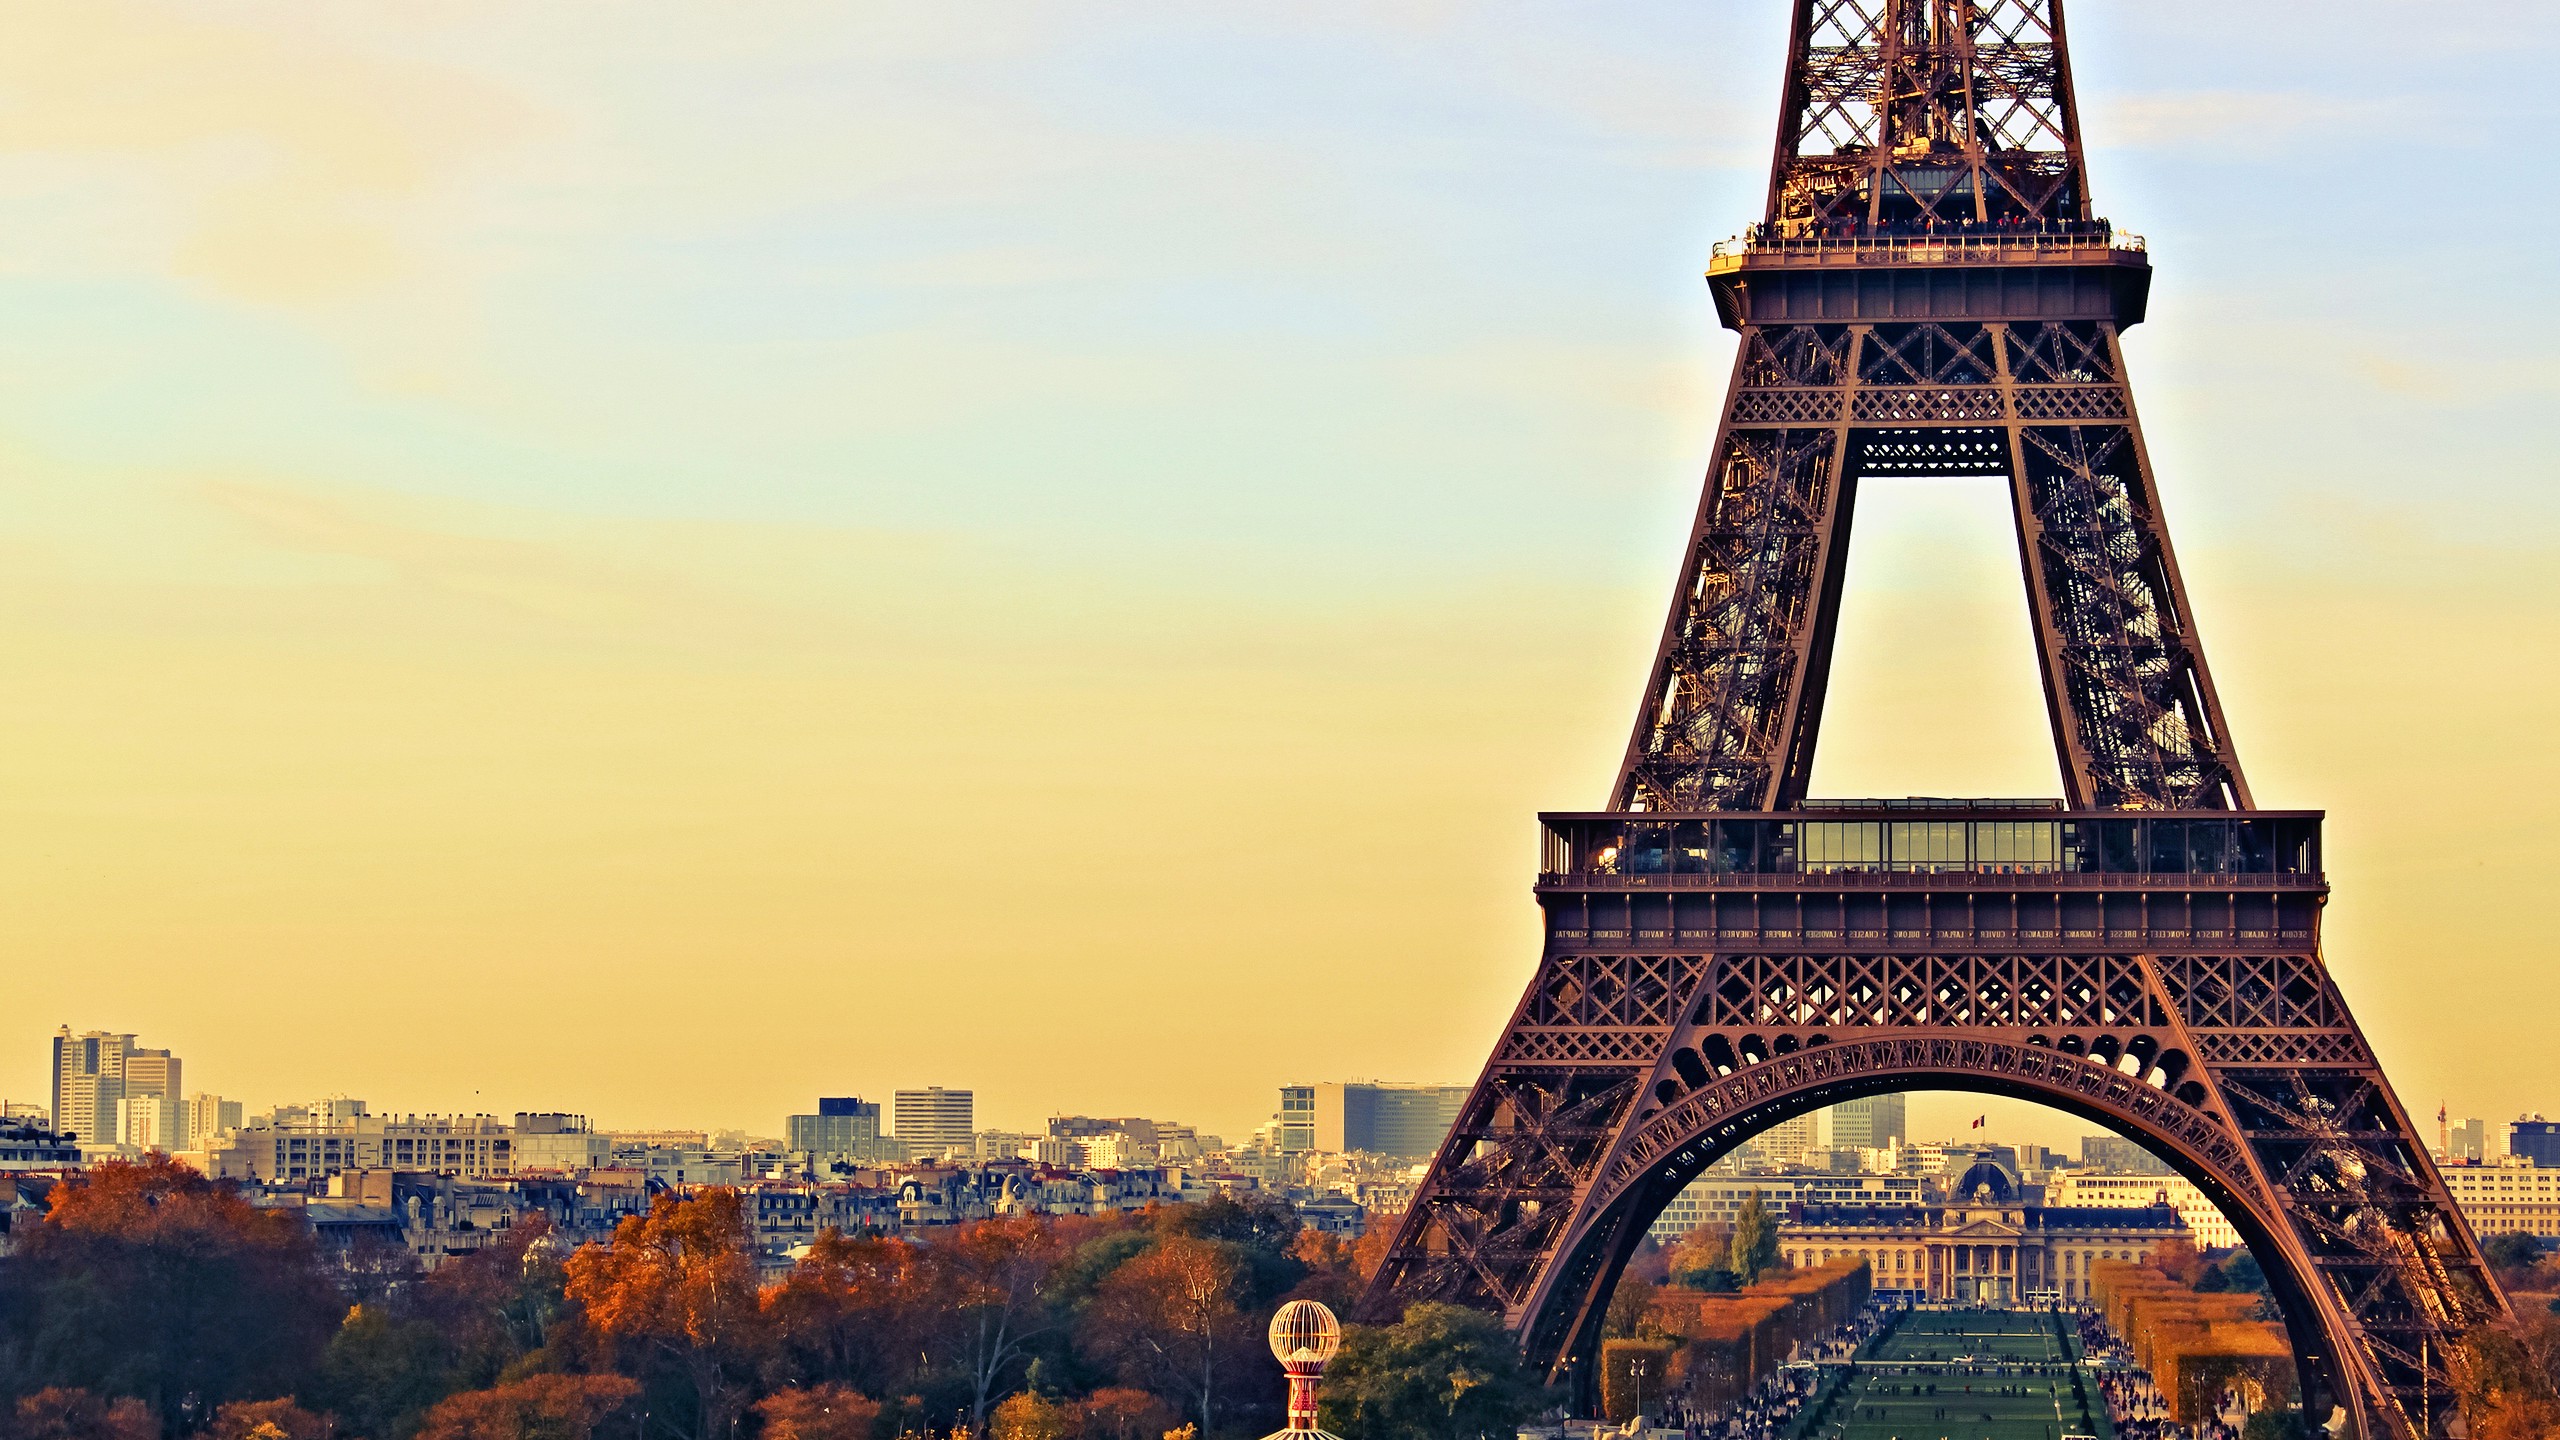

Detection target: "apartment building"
[2440, 1157, 2560, 1240]
[2044, 1169, 2238, 1249]
[1648, 1171, 1926, 1243]
[207, 1113, 514, 1182]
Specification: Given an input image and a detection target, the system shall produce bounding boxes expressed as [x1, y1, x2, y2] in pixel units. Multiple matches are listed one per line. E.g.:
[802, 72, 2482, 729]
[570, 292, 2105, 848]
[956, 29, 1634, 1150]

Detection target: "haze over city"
[6, 1, 2555, 1158]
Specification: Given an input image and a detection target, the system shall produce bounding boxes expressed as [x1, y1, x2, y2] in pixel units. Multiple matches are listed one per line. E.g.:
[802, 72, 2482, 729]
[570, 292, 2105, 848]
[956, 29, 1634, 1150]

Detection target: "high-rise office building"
[2446, 1117, 2487, 1164]
[2512, 1117, 2560, 1168]
[125, 1050, 181, 1109]
[187, 1094, 244, 1146]
[892, 1088, 974, 1156]
[2081, 1135, 2174, 1176]
[1277, 1086, 1316, 1153]
[787, 1097, 887, 1156]
[49, 1029, 180, 1146]
[1283, 1083, 1469, 1159]
[1756, 1111, 1824, 1166]
[1820, 1095, 1907, 1151]
[120, 1093, 184, 1151]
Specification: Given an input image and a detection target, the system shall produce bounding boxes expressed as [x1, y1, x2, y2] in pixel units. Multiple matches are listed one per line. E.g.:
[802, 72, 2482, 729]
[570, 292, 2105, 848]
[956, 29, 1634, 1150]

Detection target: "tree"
[420, 1215, 573, 1388]
[6, 1390, 157, 1440]
[1281, 1230, 1363, 1312]
[2456, 1320, 2560, 1440]
[1151, 1196, 1311, 1316]
[1728, 1192, 1781, 1286]
[1081, 1237, 1259, 1435]
[988, 1393, 1070, 1440]
[413, 1374, 643, 1440]
[750, 1385, 881, 1440]
[1601, 1281, 1655, 1340]
[1599, 1339, 1674, 1424]
[761, 1229, 930, 1401]
[306, 1303, 459, 1440]
[2153, 1238, 2207, 1287]
[206, 1399, 333, 1440]
[1318, 1304, 1545, 1440]
[1063, 1388, 1173, 1440]
[1666, 1224, 1736, 1292]
[2240, 1409, 2316, 1440]
[2484, 1232, 2544, 1275]
[0, 1158, 341, 1426]
[564, 1190, 769, 1440]
[1347, 1225, 1397, 1285]
[922, 1217, 1068, 1435]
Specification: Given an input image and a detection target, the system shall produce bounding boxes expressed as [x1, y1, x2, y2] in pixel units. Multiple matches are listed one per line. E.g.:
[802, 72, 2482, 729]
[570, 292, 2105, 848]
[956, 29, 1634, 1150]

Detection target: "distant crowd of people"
[1652, 1301, 1902, 1440]
[1747, 213, 2116, 243]
[2078, 1307, 2253, 1440]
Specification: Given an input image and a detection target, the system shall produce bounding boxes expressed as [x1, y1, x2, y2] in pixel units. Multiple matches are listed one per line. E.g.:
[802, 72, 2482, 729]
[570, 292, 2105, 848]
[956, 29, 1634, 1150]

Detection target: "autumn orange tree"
[748, 1384, 881, 1440]
[412, 1374, 643, 1440]
[923, 1216, 1069, 1436]
[0, 1158, 340, 1427]
[5, 1389, 157, 1440]
[760, 1228, 932, 1402]
[564, 1189, 769, 1440]
[1080, 1235, 1259, 1436]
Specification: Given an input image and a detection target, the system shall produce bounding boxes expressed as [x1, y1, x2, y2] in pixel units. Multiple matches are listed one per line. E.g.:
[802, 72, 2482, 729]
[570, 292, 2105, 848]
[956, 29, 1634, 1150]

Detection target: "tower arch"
[1507, 1067, 2341, 1424]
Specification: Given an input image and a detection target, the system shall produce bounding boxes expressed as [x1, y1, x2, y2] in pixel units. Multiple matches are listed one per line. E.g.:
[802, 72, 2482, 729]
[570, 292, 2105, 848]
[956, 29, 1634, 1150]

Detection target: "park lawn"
[1795, 1310, 2110, 1440]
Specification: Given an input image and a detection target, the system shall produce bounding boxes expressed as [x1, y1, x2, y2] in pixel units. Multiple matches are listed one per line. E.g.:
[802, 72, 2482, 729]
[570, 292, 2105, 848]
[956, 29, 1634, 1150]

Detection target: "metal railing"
[1710, 226, 2146, 264]
[1540, 869, 2321, 891]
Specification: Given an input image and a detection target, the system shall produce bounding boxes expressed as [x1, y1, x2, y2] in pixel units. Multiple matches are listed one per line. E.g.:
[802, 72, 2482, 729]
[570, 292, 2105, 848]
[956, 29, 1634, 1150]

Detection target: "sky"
[3, 2, 2557, 1156]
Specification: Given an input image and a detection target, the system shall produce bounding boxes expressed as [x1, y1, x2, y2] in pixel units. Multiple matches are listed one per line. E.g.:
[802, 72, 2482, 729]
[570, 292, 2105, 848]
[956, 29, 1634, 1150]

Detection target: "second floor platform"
[1705, 225, 2152, 330]
[1540, 803, 2321, 890]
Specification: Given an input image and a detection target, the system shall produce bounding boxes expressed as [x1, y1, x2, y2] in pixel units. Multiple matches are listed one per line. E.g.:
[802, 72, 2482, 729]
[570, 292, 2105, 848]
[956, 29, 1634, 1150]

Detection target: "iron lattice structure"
[1358, 5, 2501, 1438]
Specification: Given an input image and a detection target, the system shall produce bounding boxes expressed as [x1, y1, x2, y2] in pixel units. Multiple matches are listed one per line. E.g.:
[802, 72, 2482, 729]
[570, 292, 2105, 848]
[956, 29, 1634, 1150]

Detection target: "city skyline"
[4, 3, 2556, 1152]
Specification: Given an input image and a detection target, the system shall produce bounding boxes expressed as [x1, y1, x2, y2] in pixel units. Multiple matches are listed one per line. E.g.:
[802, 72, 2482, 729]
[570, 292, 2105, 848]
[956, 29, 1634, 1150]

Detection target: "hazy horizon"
[6, 1, 2556, 1154]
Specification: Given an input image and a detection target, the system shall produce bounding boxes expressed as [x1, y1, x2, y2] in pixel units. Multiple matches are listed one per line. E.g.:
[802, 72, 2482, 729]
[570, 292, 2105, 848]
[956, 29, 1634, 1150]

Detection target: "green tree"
[1152, 1195, 1310, 1310]
[1318, 1304, 1546, 1440]
[2239, 1408, 2316, 1440]
[1728, 1192, 1781, 1286]
[307, 1302, 460, 1440]
[2483, 1232, 2544, 1274]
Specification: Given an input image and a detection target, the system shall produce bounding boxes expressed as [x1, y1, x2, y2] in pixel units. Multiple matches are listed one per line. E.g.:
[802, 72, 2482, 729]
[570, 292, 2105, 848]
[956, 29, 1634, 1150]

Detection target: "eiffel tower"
[1357, 4, 2503, 1436]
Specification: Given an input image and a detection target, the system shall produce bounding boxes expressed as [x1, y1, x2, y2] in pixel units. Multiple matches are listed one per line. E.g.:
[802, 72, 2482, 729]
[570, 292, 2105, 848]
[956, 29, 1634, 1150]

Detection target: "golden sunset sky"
[6, 2, 2556, 1152]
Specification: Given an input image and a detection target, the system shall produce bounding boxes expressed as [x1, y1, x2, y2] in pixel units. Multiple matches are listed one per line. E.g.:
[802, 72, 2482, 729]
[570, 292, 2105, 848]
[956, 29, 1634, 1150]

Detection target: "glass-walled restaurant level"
[1542, 813, 2321, 880]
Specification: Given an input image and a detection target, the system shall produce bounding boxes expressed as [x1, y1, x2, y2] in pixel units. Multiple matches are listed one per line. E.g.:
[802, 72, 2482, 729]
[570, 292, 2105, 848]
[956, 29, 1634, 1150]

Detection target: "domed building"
[1776, 1156, 2189, 1302]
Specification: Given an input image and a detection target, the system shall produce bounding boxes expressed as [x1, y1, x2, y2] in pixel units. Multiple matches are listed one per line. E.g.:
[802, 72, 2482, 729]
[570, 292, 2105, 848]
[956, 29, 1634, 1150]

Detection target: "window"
[1888, 820, 1967, 873]
[1973, 821, 2059, 872]
[1800, 823, 1883, 872]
